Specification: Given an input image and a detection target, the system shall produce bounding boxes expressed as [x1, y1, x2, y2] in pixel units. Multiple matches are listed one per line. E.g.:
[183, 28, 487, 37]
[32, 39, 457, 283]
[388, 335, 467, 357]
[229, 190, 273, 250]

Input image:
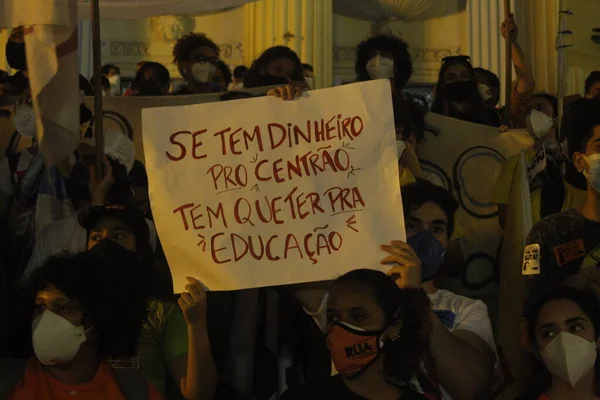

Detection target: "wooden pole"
[91, 0, 104, 178]
[503, 0, 512, 127]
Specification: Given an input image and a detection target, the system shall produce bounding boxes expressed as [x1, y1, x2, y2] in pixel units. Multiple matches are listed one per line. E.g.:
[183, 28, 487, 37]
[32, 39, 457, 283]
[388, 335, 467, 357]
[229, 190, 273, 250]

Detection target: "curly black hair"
[23, 252, 146, 360]
[355, 34, 413, 91]
[331, 269, 432, 384]
[172, 32, 220, 67]
[585, 71, 600, 96]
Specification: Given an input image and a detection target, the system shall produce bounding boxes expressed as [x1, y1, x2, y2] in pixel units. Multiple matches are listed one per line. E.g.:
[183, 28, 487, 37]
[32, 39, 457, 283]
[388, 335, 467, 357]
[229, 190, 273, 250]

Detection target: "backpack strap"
[112, 368, 150, 400]
[0, 358, 28, 399]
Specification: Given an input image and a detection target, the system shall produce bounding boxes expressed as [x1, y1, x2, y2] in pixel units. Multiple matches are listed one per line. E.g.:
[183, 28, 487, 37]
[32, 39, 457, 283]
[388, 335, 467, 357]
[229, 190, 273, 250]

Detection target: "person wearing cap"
[85, 202, 217, 400]
[21, 132, 158, 283]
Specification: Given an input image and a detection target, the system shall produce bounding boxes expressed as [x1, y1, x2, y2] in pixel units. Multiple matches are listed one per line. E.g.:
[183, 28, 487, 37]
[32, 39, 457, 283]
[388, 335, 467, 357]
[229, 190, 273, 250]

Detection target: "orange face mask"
[326, 321, 384, 378]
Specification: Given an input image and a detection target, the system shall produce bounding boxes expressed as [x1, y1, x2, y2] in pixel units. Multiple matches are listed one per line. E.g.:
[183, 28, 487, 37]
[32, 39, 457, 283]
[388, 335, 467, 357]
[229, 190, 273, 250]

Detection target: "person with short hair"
[585, 71, 600, 99]
[492, 93, 586, 229]
[2, 252, 162, 399]
[518, 287, 600, 399]
[131, 62, 171, 96]
[172, 33, 221, 95]
[523, 98, 600, 301]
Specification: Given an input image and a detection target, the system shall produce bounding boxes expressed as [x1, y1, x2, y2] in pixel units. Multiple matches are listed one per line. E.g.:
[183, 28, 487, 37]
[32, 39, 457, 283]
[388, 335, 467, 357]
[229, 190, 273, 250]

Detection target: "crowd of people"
[0, 10, 600, 400]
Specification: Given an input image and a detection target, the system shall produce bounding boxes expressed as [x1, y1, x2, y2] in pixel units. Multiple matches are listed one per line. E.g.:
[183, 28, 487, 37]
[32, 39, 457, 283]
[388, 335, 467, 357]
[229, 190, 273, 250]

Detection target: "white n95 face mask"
[191, 62, 214, 84]
[528, 110, 554, 139]
[541, 331, 597, 388]
[583, 154, 600, 193]
[13, 106, 37, 138]
[32, 310, 90, 365]
[366, 55, 394, 80]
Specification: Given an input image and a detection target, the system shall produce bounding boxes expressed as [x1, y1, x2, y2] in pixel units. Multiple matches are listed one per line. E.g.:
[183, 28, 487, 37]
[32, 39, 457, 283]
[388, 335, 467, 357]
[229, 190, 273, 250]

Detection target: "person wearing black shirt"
[281, 269, 439, 400]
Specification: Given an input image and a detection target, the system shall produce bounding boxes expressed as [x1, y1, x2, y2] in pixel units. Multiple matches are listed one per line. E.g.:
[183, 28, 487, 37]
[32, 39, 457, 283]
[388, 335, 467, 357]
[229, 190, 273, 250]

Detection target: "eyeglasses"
[190, 55, 219, 64]
[441, 55, 472, 64]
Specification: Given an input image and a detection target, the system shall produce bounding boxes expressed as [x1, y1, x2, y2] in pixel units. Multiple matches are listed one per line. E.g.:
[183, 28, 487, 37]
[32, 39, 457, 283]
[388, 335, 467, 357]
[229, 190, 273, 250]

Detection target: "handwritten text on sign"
[142, 81, 405, 291]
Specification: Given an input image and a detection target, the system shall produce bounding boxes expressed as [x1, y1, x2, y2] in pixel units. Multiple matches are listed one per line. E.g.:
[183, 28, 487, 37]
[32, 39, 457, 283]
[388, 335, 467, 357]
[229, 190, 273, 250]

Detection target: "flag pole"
[502, 0, 512, 126]
[91, 0, 104, 178]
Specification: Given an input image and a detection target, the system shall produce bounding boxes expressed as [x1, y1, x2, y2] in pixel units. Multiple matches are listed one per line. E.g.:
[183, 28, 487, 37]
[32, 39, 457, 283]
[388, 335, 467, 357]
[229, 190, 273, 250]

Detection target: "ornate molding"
[102, 40, 243, 62]
[108, 41, 150, 57]
[150, 16, 196, 42]
[333, 46, 461, 63]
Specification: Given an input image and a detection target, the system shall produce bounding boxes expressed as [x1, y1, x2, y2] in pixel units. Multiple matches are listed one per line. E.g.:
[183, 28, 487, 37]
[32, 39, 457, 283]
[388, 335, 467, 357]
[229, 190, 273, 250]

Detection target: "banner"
[142, 81, 404, 291]
[418, 113, 533, 306]
[82, 87, 274, 162]
[496, 151, 532, 399]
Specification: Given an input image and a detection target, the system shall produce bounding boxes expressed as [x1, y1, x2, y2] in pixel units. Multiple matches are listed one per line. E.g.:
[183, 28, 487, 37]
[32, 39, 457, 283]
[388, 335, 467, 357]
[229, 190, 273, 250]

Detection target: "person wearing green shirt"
[83, 202, 217, 400]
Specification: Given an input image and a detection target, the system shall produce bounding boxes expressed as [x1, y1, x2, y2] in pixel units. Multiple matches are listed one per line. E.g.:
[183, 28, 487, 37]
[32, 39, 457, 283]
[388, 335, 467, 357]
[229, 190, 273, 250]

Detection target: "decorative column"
[244, 0, 333, 88]
[466, 0, 516, 104]
[78, 20, 93, 78]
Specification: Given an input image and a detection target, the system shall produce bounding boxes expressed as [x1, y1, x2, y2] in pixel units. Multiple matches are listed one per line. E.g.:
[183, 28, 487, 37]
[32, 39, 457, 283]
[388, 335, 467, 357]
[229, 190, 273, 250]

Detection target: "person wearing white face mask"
[492, 93, 587, 230]
[355, 34, 413, 101]
[0, 252, 163, 399]
[101, 64, 121, 96]
[517, 287, 600, 400]
[172, 33, 222, 95]
[523, 98, 600, 302]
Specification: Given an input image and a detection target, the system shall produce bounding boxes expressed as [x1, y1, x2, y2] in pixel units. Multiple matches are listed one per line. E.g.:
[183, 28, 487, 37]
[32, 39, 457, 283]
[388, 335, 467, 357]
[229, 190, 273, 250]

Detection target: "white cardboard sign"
[142, 81, 405, 291]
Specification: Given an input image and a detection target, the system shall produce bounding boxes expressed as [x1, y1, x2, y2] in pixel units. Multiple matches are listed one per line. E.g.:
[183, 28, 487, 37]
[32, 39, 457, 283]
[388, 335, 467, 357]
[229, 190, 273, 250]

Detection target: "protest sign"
[418, 113, 532, 309]
[142, 81, 405, 291]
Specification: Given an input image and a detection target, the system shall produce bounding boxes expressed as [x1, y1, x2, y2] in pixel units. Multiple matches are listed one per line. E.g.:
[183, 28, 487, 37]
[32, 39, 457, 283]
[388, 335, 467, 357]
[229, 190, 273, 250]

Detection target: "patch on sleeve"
[553, 239, 586, 267]
[433, 310, 456, 330]
[522, 244, 541, 276]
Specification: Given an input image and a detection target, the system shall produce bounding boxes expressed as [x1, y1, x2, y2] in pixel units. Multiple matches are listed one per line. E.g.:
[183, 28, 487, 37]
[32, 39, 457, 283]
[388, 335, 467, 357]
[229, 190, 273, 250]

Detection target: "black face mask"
[446, 81, 472, 103]
[258, 74, 290, 87]
[88, 237, 139, 265]
[136, 80, 164, 97]
[6, 41, 26, 71]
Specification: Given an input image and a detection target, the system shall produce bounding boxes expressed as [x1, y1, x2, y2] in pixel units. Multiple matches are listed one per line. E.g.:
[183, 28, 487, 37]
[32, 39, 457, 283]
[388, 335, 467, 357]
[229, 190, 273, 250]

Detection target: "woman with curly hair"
[431, 56, 500, 127]
[282, 268, 436, 399]
[2, 252, 162, 399]
[355, 34, 414, 100]
[243, 46, 305, 89]
[171, 32, 221, 95]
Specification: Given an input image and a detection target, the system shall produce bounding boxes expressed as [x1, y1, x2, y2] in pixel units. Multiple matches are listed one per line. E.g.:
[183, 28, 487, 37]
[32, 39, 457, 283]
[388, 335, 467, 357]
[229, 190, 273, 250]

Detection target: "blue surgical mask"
[407, 230, 446, 282]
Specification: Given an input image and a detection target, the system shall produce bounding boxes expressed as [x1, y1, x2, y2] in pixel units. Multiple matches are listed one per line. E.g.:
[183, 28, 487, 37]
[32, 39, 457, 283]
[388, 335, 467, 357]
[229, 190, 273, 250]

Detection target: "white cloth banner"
[142, 81, 405, 291]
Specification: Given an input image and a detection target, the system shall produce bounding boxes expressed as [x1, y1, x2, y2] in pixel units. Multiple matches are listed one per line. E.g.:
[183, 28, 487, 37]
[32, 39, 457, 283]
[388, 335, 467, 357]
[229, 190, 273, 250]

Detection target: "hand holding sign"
[382, 241, 422, 289]
[142, 81, 405, 291]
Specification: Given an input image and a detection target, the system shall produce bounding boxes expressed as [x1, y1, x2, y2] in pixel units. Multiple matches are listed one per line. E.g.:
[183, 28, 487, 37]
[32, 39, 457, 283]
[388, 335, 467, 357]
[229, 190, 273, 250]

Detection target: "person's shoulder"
[527, 209, 584, 241]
